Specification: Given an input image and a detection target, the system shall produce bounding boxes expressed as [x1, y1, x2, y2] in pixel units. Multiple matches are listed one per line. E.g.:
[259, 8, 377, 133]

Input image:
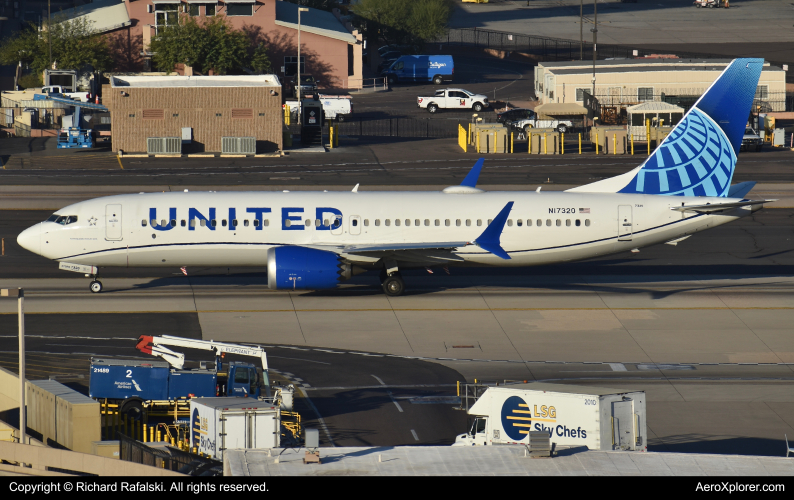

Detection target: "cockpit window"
[48, 215, 78, 225]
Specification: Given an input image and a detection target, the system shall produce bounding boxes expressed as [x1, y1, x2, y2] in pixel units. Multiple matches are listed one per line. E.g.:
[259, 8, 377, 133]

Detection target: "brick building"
[62, 0, 362, 88]
[104, 74, 283, 154]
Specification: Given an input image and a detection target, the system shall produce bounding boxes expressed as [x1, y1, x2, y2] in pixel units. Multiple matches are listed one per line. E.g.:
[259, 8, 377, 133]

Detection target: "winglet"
[473, 202, 513, 259]
[460, 158, 485, 188]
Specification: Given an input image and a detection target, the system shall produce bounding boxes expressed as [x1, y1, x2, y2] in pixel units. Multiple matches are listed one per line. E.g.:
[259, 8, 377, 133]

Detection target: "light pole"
[580, 0, 583, 60]
[48, 0, 52, 69]
[296, 7, 309, 125]
[2, 288, 24, 446]
[591, 0, 597, 99]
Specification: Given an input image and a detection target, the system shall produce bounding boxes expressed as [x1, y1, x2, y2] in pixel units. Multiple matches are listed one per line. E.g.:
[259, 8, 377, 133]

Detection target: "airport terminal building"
[535, 59, 786, 112]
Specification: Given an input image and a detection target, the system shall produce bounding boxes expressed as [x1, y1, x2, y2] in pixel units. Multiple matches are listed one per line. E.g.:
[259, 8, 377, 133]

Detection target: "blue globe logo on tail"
[619, 108, 736, 197]
[191, 407, 201, 449]
[501, 395, 532, 441]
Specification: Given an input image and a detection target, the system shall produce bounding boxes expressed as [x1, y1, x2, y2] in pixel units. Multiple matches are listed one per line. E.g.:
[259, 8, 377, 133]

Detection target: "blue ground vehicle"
[89, 358, 264, 416]
[381, 55, 454, 85]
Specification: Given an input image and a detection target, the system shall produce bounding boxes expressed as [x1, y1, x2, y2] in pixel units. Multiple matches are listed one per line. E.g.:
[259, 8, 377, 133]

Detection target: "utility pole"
[48, 0, 52, 69]
[296, 7, 308, 125]
[2, 288, 24, 448]
[591, 0, 597, 99]
[580, 0, 583, 60]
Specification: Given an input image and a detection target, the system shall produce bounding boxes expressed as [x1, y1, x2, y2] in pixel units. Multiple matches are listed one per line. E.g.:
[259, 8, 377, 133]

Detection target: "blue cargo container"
[381, 55, 454, 85]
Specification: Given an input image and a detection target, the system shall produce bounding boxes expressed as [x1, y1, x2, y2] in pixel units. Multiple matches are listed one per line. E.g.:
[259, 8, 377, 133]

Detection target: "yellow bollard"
[157, 429, 162, 443]
[476, 131, 480, 153]
[150, 426, 155, 443]
[631, 133, 634, 155]
[329, 124, 333, 149]
[510, 132, 514, 154]
[457, 380, 460, 397]
[143, 424, 148, 443]
[595, 132, 599, 155]
[544, 133, 547, 154]
[613, 134, 617, 155]
[646, 119, 651, 156]
[528, 132, 532, 154]
[579, 133, 582, 154]
[561, 133, 564, 155]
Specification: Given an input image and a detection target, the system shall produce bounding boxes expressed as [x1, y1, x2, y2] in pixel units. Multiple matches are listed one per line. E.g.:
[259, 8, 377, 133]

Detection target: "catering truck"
[190, 397, 280, 460]
[453, 383, 646, 451]
[88, 336, 282, 417]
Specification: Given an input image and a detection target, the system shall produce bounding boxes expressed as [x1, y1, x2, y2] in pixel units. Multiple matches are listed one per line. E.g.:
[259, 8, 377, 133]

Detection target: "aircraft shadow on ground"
[112, 262, 794, 299]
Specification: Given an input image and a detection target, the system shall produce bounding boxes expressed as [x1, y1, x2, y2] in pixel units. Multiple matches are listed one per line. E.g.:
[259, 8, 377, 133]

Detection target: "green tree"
[351, 0, 451, 46]
[250, 43, 271, 74]
[0, 16, 113, 75]
[150, 16, 253, 75]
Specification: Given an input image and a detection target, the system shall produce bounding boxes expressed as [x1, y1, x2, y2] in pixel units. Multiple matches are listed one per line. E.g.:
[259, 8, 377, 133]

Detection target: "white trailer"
[190, 397, 280, 460]
[453, 383, 646, 451]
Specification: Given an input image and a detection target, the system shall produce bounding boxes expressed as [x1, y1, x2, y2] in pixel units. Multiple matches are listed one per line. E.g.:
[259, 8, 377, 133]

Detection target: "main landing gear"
[89, 274, 103, 293]
[380, 262, 405, 297]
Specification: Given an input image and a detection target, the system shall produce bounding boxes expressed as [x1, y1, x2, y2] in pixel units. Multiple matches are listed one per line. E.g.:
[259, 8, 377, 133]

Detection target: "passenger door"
[105, 204, 122, 241]
[618, 205, 633, 241]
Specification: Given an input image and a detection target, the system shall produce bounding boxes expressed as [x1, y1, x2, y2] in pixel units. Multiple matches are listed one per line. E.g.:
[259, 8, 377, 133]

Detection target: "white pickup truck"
[417, 88, 489, 113]
[498, 108, 573, 133]
[40, 85, 91, 102]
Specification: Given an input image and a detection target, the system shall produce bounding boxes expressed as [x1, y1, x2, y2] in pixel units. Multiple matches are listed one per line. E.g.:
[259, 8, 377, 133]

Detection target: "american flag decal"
[579, 208, 590, 214]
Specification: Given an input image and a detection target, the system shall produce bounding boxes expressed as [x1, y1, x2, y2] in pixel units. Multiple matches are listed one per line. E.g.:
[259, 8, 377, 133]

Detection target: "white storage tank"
[190, 397, 281, 460]
[453, 383, 646, 451]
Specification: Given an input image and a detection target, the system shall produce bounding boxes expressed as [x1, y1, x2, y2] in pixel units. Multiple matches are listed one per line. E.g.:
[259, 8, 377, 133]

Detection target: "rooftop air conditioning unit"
[147, 137, 181, 155]
[222, 136, 256, 155]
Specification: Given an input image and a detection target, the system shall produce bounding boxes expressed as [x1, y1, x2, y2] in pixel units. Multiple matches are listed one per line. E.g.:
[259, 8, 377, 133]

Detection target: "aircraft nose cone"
[17, 224, 41, 256]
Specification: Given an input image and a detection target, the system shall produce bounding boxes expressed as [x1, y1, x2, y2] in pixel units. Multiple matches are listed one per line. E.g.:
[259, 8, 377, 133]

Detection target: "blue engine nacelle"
[267, 246, 346, 290]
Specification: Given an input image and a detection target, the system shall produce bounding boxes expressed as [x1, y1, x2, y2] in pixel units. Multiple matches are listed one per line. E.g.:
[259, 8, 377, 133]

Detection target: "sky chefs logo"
[191, 408, 201, 449]
[500, 396, 584, 440]
[500, 395, 534, 441]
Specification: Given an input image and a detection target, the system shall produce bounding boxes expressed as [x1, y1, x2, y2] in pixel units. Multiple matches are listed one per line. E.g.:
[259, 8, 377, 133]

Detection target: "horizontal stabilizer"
[727, 181, 756, 199]
[671, 199, 775, 213]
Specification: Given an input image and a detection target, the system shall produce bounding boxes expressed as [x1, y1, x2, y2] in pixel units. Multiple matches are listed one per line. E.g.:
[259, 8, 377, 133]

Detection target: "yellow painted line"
[117, 155, 124, 169]
[1, 306, 794, 315]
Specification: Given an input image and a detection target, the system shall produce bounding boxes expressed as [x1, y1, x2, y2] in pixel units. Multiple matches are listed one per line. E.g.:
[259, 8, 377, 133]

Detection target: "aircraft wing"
[671, 199, 776, 213]
[342, 242, 469, 253]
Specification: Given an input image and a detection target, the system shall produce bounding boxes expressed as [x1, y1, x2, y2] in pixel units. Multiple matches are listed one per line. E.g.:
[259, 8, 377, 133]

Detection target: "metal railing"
[439, 27, 785, 65]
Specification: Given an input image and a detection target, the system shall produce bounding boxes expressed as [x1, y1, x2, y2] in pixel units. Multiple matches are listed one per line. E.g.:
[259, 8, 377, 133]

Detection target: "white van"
[286, 96, 352, 122]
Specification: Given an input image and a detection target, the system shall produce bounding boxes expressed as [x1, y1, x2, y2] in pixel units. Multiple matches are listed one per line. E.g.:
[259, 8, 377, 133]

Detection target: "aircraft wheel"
[90, 280, 103, 293]
[382, 275, 405, 297]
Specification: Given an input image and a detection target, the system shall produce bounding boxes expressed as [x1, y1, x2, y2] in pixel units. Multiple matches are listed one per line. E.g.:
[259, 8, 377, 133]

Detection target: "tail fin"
[568, 58, 764, 197]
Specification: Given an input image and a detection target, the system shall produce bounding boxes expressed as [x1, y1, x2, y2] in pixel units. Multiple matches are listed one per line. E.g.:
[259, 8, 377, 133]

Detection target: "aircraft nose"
[17, 223, 41, 256]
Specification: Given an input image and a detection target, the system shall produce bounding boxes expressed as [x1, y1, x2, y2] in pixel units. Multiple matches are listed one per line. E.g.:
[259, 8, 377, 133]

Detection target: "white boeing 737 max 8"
[17, 58, 774, 296]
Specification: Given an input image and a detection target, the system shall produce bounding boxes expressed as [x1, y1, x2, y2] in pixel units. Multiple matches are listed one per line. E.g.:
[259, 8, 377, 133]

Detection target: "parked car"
[378, 44, 412, 57]
[417, 88, 488, 113]
[290, 75, 317, 98]
[500, 108, 574, 133]
[382, 55, 454, 85]
[741, 126, 763, 151]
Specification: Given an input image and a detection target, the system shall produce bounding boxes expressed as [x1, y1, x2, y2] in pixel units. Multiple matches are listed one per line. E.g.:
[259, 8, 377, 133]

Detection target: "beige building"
[104, 75, 283, 155]
[535, 59, 786, 112]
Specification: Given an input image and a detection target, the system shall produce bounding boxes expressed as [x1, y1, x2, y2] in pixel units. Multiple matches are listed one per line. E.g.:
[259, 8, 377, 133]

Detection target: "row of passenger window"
[142, 218, 592, 228]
